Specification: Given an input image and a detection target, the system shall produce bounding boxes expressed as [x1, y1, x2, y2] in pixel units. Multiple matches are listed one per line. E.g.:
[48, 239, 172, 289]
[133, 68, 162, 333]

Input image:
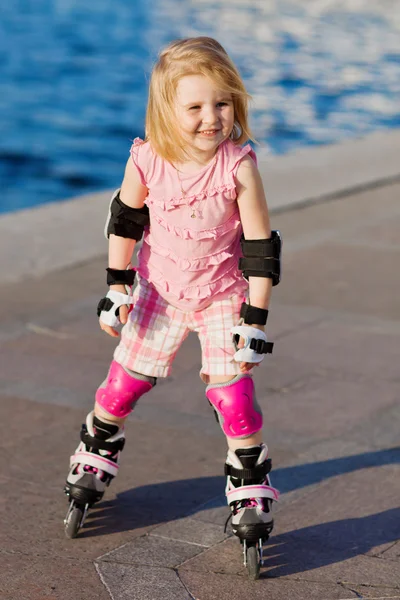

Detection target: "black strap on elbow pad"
[106, 190, 150, 240]
[238, 230, 282, 286]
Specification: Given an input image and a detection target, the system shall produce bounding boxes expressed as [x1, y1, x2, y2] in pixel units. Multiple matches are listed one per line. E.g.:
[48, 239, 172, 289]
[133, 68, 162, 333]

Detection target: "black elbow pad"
[106, 190, 150, 240]
[238, 230, 282, 286]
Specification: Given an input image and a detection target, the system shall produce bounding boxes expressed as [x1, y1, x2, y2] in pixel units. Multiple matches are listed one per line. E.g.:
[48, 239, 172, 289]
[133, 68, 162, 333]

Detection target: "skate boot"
[64, 410, 125, 538]
[225, 443, 279, 579]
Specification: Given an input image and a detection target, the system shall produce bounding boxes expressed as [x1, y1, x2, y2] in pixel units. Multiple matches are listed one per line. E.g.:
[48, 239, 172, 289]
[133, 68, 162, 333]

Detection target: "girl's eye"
[188, 102, 230, 110]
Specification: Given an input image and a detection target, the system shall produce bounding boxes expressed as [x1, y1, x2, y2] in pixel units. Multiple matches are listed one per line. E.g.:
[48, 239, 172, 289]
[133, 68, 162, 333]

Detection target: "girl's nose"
[203, 105, 218, 125]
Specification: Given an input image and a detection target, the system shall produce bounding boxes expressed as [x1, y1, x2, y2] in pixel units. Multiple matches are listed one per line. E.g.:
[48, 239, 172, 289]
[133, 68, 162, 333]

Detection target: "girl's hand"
[99, 285, 130, 338]
[237, 324, 265, 373]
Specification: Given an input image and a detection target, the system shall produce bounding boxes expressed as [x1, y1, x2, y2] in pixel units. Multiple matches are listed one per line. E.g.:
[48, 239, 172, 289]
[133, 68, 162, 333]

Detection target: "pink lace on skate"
[75, 448, 118, 482]
[232, 497, 269, 513]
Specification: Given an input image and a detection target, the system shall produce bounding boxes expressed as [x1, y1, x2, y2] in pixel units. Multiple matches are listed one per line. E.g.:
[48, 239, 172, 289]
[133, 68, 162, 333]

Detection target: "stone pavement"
[0, 182, 399, 600]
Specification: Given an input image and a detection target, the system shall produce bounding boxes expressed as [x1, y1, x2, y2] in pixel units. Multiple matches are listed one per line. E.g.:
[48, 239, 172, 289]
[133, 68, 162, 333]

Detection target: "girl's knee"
[205, 374, 263, 439]
[207, 374, 239, 385]
[95, 361, 155, 419]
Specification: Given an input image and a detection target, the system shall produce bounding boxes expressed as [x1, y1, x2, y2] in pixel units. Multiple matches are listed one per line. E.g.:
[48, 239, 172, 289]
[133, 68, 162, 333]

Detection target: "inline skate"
[64, 410, 125, 538]
[225, 444, 279, 579]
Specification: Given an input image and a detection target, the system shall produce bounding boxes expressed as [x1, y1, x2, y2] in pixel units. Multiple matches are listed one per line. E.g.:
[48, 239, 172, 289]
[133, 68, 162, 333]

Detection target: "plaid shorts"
[113, 278, 245, 381]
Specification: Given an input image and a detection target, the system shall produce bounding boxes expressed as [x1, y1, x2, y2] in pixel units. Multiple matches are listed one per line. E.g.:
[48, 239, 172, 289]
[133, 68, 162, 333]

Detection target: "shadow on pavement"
[272, 445, 400, 493]
[262, 508, 400, 578]
[81, 474, 226, 538]
[80, 446, 399, 545]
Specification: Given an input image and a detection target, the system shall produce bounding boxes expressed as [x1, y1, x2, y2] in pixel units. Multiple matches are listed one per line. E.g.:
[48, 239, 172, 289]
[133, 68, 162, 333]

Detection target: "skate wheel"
[64, 503, 85, 539]
[246, 544, 261, 580]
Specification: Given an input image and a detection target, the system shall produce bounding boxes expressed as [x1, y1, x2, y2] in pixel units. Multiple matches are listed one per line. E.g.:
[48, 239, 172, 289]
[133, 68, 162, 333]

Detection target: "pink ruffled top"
[130, 137, 255, 311]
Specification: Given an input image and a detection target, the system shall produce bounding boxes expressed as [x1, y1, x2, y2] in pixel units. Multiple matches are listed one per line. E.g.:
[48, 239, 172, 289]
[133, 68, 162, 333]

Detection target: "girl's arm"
[108, 157, 149, 270]
[235, 155, 272, 313]
[100, 158, 148, 337]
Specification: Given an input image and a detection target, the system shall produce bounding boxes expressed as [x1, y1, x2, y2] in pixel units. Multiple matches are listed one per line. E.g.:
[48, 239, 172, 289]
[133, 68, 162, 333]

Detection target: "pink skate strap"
[70, 452, 119, 478]
[227, 484, 280, 503]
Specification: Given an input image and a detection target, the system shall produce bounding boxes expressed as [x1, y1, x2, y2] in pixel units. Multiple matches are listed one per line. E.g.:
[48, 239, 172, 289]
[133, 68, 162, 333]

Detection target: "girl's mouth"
[197, 129, 220, 137]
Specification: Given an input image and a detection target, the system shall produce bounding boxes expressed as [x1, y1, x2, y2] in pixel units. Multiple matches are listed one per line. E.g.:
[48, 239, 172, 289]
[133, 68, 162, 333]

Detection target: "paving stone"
[368, 541, 400, 561]
[96, 562, 192, 600]
[179, 535, 245, 576]
[349, 588, 400, 599]
[274, 182, 400, 321]
[99, 533, 204, 567]
[274, 463, 400, 534]
[178, 569, 356, 600]
[362, 213, 400, 247]
[272, 444, 400, 497]
[261, 376, 399, 441]
[191, 495, 228, 527]
[274, 179, 399, 250]
[0, 254, 105, 323]
[343, 403, 400, 450]
[0, 476, 146, 560]
[0, 394, 226, 561]
[262, 540, 400, 587]
[262, 467, 400, 587]
[263, 303, 330, 340]
[180, 464, 400, 590]
[276, 319, 400, 382]
[277, 241, 400, 320]
[381, 543, 400, 561]
[151, 516, 229, 547]
[0, 553, 110, 600]
[0, 394, 68, 448]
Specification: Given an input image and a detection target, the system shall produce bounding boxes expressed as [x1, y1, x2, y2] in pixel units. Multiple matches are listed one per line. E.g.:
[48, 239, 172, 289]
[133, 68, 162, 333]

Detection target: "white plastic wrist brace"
[99, 290, 134, 327]
[231, 325, 269, 363]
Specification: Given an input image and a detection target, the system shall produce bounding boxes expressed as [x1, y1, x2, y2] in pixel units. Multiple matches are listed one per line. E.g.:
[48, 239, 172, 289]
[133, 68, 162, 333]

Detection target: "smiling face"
[174, 74, 235, 163]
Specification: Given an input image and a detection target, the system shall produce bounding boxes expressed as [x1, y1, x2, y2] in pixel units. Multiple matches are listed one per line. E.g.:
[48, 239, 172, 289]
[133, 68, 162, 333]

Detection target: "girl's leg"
[206, 374, 279, 541]
[94, 360, 155, 421]
[65, 362, 156, 506]
[208, 374, 263, 450]
[65, 277, 189, 532]
[94, 403, 127, 426]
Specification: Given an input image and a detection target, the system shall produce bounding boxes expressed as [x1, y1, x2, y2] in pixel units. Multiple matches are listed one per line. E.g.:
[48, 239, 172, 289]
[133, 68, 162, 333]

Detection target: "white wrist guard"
[231, 325, 274, 363]
[97, 290, 134, 327]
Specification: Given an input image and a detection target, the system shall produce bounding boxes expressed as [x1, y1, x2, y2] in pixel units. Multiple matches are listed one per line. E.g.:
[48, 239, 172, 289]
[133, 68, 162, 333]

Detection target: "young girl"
[64, 37, 281, 552]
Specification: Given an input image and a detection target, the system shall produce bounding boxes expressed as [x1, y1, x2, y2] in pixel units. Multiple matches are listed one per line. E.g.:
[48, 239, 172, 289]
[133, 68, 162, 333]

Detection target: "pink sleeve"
[129, 138, 148, 186]
[247, 147, 258, 166]
[229, 143, 258, 178]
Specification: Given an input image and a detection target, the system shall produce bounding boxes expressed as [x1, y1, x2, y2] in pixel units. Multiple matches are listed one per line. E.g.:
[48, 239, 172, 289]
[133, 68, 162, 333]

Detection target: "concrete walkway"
[0, 181, 399, 599]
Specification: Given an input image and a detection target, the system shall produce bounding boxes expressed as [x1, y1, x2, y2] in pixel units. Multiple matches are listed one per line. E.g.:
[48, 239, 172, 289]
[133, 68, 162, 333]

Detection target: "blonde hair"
[145, 37, 254, 163]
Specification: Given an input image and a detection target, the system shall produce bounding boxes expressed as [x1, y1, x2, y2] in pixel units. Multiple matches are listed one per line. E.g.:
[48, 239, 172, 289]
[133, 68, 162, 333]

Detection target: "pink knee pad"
[206, 375, 263, 439]
[95, 361, 153, 418]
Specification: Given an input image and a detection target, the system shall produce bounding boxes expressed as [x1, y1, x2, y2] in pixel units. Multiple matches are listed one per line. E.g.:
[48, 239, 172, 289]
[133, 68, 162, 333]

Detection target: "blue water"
[1, 1, 399, 214]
